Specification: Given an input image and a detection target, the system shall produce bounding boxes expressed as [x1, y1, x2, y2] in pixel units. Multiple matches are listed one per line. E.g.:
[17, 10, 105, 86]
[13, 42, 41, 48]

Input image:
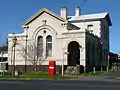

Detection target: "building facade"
[8, 7, 112, 72]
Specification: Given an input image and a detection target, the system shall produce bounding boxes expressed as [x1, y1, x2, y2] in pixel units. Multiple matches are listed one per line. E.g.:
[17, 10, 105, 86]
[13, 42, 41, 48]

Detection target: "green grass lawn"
[0, 69, 115, 80]
[0, 71, 75, 80]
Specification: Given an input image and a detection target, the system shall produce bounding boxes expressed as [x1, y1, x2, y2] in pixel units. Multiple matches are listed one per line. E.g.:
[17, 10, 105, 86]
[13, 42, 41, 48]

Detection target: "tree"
[20, 41, 45, 73]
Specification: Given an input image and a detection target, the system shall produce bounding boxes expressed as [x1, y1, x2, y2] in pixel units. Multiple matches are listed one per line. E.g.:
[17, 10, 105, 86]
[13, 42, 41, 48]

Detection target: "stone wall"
[8, 65, 62, 75]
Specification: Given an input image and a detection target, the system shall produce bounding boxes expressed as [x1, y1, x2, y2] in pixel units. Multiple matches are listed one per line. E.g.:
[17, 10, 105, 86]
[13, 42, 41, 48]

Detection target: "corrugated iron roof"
[68, 12, 112, 26]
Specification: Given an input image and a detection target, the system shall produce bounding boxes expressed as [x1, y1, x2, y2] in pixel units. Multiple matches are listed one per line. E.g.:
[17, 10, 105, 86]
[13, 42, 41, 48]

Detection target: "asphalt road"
[0, 79, 120, 90]
[1, 70, 120, 90]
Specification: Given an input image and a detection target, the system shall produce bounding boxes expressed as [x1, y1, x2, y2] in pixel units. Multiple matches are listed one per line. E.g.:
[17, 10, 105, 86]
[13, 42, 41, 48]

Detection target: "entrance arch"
[67, 41, 80, 66]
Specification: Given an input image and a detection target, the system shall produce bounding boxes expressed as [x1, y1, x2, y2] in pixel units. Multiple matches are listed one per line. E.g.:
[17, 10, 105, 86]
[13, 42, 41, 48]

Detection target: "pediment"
[22, 8, 68, 26]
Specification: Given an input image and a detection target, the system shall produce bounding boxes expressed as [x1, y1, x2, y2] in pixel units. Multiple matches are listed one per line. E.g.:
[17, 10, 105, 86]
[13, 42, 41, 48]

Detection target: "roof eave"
[105, 14, 112, 26]
[67, 22, 80, 30]
[69, 18, 102, 23]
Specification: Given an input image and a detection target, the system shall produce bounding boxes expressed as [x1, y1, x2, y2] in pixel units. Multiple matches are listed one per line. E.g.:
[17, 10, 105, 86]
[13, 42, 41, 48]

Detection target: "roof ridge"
[68, 12, 109, 17]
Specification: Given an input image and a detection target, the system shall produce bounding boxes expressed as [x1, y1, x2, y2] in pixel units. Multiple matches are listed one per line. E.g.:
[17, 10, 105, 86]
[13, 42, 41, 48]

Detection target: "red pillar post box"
[49, 61, 56, 76]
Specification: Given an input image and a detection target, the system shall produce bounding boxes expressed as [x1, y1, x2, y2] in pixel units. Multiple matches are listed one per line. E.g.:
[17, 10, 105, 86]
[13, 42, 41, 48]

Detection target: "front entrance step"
[64, 66, 80, 75]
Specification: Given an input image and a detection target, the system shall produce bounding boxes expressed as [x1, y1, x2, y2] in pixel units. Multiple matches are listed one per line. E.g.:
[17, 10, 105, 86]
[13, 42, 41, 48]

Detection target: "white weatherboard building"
[8, 7, 112, 72]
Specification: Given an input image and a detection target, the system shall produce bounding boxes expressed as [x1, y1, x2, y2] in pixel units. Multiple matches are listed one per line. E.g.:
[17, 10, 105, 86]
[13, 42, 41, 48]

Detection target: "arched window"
[46, 35, 52, 57]
[37, 36, 43, 57]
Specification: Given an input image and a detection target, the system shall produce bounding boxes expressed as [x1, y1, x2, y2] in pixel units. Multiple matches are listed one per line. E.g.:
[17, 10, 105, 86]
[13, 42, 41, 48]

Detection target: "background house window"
[87, 25, 93, 33]
[46, 35, 52, 57]
[37, 36, 43, 56]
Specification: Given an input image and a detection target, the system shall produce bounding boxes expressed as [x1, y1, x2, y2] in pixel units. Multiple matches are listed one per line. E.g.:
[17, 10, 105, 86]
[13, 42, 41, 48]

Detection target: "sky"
[0, 0, 119, 54]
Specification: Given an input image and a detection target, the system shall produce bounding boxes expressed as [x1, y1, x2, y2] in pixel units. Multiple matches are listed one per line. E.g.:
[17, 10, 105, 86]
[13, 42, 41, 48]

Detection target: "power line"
[81, 0, 88, 7]
[80, 0, 88, 14]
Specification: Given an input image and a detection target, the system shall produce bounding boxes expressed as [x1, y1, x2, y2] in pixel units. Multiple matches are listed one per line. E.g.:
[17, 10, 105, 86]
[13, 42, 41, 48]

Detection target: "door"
[68, 41, 80, 65]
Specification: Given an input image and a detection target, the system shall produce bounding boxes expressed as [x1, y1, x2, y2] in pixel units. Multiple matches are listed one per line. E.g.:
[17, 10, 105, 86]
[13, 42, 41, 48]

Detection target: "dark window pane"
[38, 36, 43, 43]
[46, 35, 52, 42]
[46, 35, 52, 57]
[87, 25, 93, 31]
[37, 36, 43, 57]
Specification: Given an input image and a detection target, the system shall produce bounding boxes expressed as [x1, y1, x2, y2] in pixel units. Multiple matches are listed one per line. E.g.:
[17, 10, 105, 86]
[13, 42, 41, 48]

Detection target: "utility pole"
[12, 35, 17, 76]
[1, 52, 4, 62]
[25, 34, 28, 72]
[107, 55, 110, 72]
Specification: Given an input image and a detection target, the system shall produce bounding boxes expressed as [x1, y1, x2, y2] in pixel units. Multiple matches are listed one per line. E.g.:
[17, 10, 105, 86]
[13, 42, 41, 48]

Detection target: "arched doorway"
[68, 41, 80, 66]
